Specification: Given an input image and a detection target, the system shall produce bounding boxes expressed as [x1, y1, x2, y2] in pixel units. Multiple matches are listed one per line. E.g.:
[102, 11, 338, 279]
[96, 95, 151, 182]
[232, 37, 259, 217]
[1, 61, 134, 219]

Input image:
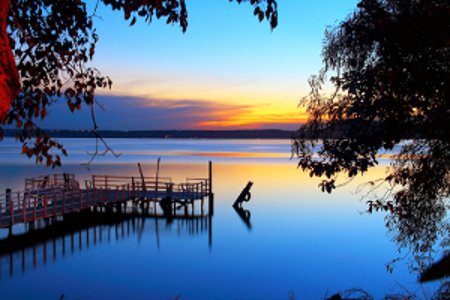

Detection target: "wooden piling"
[138, 163, 146, 193]
[21, 192, 26, 222]
[62, 190, 66, 215]
[33, 199, 37, 221]
[208, 161, 212, 196]
[6, 189, 12, 232]
[208, 161, 214, 216]
[155, 157, 161, 196]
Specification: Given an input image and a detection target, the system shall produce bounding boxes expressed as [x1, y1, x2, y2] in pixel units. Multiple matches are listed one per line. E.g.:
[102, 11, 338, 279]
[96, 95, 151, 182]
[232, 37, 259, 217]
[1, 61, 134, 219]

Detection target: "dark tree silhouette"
[0, 0, 278, 167]
[0, 1, 19, 119]
[293, 0, 449, 272]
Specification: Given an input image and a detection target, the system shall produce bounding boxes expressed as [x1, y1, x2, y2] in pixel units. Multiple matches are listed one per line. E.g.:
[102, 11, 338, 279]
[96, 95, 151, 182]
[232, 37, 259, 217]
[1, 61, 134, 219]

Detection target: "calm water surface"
[0, 138, 441, 299]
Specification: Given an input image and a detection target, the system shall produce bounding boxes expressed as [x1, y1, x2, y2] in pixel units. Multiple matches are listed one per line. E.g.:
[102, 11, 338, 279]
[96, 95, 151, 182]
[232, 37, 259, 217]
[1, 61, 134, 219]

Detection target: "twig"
[81, 101, 121, 169]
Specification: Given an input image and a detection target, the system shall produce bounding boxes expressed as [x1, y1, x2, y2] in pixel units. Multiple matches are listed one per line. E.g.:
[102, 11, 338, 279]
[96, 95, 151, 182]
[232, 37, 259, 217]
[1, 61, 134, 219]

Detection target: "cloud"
[37, 94, 305, 130]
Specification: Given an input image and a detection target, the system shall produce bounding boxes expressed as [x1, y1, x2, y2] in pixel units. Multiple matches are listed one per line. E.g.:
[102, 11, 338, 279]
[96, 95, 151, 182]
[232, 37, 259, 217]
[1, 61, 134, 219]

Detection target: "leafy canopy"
[0, 0, 278, 167]
[293, 0, 449, 269]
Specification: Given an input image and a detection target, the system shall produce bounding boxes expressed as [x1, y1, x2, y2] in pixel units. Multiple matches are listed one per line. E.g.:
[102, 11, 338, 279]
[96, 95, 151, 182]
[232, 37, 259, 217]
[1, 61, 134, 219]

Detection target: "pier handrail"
[186, 178, 210, 194]
[1, 178, 209, 213]
[90, 175, 173, 192]
[25, 174, 79, 191]
[1, 163, 213, 229]
[0, 186, 66, 226]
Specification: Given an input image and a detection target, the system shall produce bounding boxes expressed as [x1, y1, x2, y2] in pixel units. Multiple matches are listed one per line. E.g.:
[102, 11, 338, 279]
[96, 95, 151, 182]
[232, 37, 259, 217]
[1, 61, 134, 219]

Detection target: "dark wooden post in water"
[6, 188, 12, 236]
[155, 157, 161, 197]
[208, 161, 214, 216]
[233, 181, 253, 208]
[138, 163, 146, 192]
[232, 182, 254, 230]
[207, 161, 213, 248]
[137, 163, 147, 206]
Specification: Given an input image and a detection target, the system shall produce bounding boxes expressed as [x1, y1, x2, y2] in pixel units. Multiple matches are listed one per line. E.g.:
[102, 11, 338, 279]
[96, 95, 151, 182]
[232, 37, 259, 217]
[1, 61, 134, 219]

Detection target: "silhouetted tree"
[0, 0, 278, 167]
[293, 0, 449, 271]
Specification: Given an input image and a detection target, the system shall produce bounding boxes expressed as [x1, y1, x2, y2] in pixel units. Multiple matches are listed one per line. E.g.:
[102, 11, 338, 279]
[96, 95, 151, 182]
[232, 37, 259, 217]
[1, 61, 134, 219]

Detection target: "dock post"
[132, 177, 135, 199]
[92, 176, 96, 207]
[208, 161, 212, 196]
[208, 161, 214, 216]
[6, 188, 12, 236]
[104, 176, 109, 203]
[21, 191, 26, 222]
[208, 206, 213, 249]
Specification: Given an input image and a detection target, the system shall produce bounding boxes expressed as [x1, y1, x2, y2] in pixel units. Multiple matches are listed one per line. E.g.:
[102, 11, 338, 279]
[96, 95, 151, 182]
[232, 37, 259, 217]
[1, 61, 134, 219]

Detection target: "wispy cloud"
[38, 95, 306, 130]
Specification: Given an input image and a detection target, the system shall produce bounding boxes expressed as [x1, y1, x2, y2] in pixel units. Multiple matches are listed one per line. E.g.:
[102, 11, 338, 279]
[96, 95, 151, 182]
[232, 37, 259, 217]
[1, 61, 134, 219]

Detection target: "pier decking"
[0, 164, 213, 230]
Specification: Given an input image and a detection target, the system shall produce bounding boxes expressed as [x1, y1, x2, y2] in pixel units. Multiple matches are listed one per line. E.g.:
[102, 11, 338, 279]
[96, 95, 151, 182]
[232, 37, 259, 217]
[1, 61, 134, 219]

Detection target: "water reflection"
[420, 253, 450, 283]
[0, 206, 213, 279]
[384, 190, 449, 276]
[371, 150, 450, 278]
[233, 205, 252, 230]
[0, 141, 446, 298]
[233, 181, 254, 230]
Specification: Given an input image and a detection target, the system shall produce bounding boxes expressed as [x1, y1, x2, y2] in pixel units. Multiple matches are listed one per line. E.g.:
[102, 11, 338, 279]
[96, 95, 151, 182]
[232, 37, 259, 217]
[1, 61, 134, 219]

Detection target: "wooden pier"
[0, 162, 213, 231]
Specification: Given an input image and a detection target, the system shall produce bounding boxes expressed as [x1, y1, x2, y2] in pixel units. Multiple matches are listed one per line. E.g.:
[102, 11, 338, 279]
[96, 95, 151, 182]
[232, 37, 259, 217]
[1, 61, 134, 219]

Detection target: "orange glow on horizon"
[195, 106, 309, 129]
[181, 151, 290, 158]
[97, 90, 310, 130]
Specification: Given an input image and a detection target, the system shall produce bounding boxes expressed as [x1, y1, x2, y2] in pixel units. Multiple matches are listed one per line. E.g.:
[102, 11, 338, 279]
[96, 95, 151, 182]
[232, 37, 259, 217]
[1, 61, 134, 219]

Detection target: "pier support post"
[6, 188, 13, 236]
[131, 177, 135, 199]
[208, 161, 214, 216]
[207, 161, 214, 248]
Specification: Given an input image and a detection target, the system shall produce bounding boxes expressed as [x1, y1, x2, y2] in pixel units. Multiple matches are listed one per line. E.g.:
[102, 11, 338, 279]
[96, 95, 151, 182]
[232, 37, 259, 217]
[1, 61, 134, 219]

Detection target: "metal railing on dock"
[1, 162, 213, 230]
[25, 173, 79, 191]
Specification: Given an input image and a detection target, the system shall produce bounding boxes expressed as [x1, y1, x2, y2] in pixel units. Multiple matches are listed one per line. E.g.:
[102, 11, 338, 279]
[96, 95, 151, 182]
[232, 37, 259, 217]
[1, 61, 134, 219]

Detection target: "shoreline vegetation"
[2, 129, 295, 139]
[3, 120, 428, 140]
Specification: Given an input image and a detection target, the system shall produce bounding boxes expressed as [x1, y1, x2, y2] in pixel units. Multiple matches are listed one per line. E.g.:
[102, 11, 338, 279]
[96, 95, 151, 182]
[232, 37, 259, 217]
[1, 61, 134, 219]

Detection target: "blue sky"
[42, 0, 359, 130]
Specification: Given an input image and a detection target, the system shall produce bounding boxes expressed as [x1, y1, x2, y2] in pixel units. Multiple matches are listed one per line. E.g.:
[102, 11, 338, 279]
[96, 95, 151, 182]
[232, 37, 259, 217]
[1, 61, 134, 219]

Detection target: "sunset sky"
[43, 0, 358, 130]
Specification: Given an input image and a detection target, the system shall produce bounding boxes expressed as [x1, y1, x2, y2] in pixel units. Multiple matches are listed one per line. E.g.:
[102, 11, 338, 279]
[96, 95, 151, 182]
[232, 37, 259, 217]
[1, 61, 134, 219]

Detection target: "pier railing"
[1, 174, 212, 229]
[89, 175, 210, 199]
[90, 175, 173, 191]
[0, 186, 95, 227]
[25, 174, 79, 191]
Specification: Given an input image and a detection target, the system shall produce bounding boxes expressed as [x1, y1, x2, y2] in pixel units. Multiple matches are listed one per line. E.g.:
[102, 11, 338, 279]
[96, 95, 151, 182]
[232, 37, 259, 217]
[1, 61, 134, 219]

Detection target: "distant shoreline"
[2, 129, 296, 139]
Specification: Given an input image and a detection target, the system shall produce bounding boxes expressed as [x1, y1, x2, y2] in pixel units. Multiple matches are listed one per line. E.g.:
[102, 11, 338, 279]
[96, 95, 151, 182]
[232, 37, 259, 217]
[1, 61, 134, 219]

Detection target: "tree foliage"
[0, 1, 20, 119]
[0, 0, 278, 167]
[293, 0, 449, 270]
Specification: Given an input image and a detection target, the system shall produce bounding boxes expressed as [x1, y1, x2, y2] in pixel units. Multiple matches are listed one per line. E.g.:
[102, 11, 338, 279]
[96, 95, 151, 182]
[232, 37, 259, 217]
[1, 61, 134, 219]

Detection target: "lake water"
[0, 138, 443, 299]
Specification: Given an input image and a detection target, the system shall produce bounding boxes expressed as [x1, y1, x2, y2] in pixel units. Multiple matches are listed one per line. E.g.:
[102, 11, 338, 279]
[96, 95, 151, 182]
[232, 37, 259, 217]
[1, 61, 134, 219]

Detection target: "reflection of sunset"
[209, 162, 392, 207]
